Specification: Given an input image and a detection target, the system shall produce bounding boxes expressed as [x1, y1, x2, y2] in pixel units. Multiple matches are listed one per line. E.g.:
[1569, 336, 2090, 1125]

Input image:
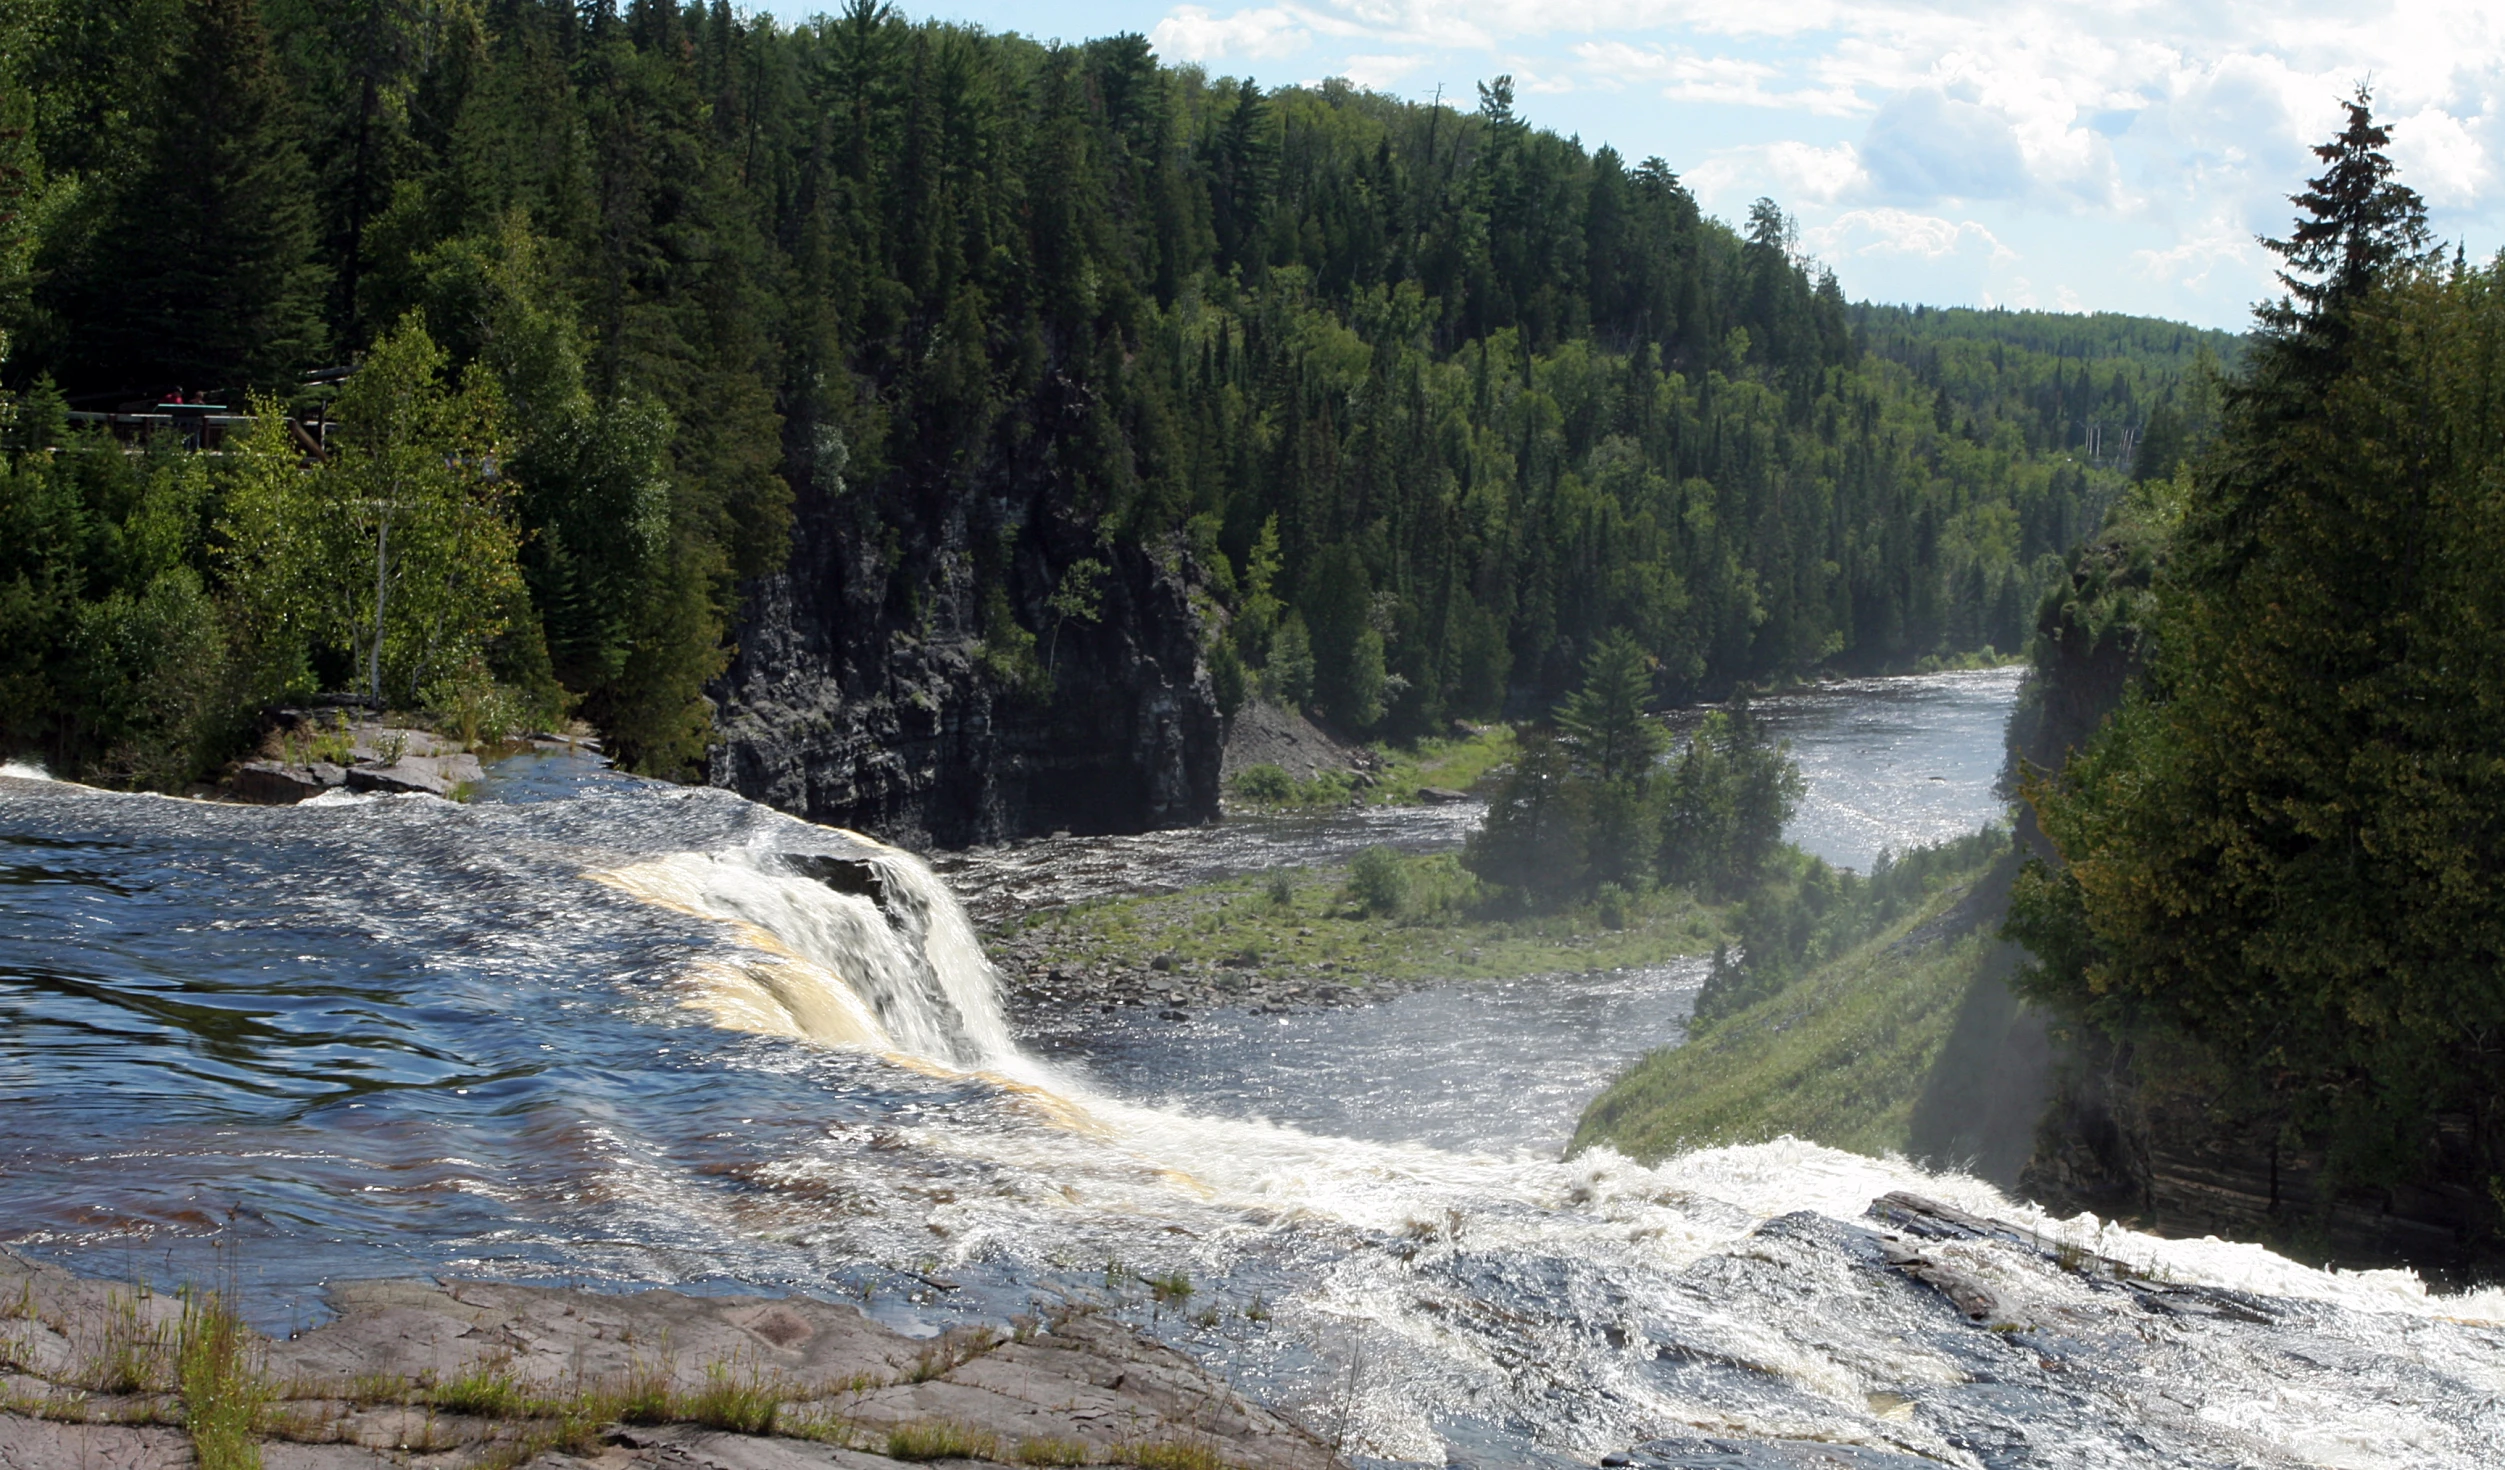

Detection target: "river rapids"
[3, 676, 2502, 1468]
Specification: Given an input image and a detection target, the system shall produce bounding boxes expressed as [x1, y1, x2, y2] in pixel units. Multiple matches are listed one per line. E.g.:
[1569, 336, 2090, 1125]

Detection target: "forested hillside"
[1, 0, 2228, 799]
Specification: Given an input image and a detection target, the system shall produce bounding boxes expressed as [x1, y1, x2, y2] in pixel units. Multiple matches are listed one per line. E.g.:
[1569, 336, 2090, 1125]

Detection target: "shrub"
[1232, 763, 1294, 802]
[1346, 845, 1407, 917]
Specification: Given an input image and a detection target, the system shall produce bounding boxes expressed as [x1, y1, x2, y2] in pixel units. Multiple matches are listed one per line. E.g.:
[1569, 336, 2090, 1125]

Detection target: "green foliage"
[1207, 634, 1247, 718]
[32, 0, 326, 394]
[176, 1289, 267, 1470]
[1232, 764, 1295, 803]
[1264, 612, 1316, 710]
[1345, 845, 1408, 917]
[1574, 857, 2010, 1166]
[1464, 730, 1587, 904]
[316, 317, 519, 706]
[1696, 827, 2009, 1024]
[1556, 630, 1666, 781]
[1655, 698, 1803, 898]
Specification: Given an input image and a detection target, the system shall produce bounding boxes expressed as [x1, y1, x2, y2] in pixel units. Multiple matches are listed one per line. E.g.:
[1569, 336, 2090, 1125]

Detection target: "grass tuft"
[905, 1326, 1002, 1384]
[81, 1290, 170, 1395]
[887, 1418, 1003, 1461]
[176, 1288, 268, 1470]
[682, 1361, 781, 1434]
[1118, 1440, 1227, 1470]
[1017, 1434, 1095, 1465]
[429, 1361, 529, 1418]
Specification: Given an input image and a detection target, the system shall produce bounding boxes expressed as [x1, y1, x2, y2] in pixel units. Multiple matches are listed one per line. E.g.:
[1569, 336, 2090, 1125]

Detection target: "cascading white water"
[597, 835, 1018, 1068]
[598, 828, 2505, 1468]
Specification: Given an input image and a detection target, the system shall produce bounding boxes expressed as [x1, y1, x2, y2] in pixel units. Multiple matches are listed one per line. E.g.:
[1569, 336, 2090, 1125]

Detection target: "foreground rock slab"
[0, 1250, 1332, 1470]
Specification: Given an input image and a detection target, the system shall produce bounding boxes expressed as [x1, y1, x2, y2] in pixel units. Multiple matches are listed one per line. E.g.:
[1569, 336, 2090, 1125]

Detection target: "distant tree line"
[1, 0, 2224, 786]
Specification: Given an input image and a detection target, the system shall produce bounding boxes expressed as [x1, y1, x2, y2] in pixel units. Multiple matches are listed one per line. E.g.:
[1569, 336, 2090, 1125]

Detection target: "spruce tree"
[49, 0, 325, 394]
[1555, 630, 1664, 782]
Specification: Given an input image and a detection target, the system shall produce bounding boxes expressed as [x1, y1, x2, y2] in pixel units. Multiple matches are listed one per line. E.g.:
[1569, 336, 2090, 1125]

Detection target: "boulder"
[232, 760, 347, 804]
[344, 753, 483, 797]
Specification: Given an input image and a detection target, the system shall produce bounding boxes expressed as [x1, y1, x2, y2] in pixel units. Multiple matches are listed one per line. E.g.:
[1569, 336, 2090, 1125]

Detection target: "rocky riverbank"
[0, 1249, 1331, 1470]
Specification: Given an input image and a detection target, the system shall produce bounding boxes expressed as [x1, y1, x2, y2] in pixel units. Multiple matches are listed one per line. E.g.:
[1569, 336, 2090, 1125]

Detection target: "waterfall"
[595, 832, 1016, 1071]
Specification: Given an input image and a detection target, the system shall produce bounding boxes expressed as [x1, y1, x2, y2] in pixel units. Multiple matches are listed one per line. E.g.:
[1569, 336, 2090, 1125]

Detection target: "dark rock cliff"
[709, 480, 1223, 850]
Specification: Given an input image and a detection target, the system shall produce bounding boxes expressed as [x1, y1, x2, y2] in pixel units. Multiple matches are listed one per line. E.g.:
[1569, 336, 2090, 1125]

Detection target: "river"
[4, 670, 2501, 1468]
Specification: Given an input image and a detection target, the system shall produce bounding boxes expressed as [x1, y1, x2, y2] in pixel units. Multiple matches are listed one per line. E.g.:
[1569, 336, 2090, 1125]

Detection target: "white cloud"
[1150, 5, 1312, 61]
[2389, 106, 2491, 207]
[1569, 39, 1863, 113]
[2131, 222, 2259, 293]
[1339, 52, 1426, 88]
[1804, 207, 2015, 262]
[1694, 141, 1870, 206]
[1862, 87, 2031, 201]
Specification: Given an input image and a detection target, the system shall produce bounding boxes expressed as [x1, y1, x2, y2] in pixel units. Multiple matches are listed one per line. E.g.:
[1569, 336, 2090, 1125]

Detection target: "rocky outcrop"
[1216, 700, 1367, 789]
[711, 506, 1221, 850]
[228, 720, 494, 803]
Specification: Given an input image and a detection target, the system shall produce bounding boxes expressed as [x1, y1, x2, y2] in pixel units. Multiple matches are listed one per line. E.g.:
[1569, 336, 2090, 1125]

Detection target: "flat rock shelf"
[0, 1249, 1328, 1470]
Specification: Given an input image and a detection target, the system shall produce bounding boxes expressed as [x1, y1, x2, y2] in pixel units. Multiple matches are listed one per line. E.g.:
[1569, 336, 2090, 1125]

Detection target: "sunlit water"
[6, 676, 2504, 1467]
[1746, 667, 2027, 872]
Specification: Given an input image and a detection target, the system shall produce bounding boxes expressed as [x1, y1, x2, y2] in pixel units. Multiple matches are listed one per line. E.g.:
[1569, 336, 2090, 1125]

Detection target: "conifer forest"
[0, 0, 2232, 784]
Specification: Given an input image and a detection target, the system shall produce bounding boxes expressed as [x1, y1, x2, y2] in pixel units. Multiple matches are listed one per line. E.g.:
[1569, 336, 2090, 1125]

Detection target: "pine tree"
[2015, 100, 2505, 1200]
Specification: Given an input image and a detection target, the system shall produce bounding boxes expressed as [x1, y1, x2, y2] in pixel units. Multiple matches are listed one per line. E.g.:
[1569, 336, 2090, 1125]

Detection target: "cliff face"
[709, 484, 1222, 850]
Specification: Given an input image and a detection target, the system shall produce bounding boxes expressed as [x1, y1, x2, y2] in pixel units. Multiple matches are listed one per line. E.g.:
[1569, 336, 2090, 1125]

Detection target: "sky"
[752, 2, 2505, 331]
